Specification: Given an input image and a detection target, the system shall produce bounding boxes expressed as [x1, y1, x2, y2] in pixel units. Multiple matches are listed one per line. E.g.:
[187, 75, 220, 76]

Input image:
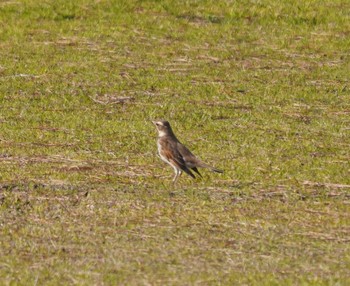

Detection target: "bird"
[152, 120, 223, 183]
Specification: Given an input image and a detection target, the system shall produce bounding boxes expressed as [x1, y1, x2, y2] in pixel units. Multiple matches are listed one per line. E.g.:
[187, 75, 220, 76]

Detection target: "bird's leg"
[172, 167, 178, 183]
[173, 169, 181, 184]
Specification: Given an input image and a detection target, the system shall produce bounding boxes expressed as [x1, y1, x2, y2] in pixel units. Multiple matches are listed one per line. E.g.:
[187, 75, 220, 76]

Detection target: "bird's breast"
[157, 140, 170, 164]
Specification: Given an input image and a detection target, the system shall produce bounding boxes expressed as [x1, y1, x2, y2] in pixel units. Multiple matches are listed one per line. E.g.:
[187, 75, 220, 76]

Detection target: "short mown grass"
[0, 0, 349, 285]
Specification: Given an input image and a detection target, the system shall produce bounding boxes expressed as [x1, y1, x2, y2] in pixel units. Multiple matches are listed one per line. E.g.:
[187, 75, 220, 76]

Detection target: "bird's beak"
[152, 121, 157, 125]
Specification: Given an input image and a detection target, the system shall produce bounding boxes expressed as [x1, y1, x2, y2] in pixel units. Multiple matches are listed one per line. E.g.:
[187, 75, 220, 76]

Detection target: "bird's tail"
[210, 167, 224, 173]
[198, 162, 223, 173]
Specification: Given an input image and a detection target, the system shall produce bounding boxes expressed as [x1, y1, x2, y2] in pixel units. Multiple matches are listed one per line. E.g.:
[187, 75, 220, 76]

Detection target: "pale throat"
[158, 130, 167, 137]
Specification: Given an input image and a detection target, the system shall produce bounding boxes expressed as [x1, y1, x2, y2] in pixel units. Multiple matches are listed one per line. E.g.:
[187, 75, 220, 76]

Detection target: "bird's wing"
[176, 142, 200, 167]
[191, 167, 202, 177]
[159, 139, 195, 179]
[177, 142, 224, 173]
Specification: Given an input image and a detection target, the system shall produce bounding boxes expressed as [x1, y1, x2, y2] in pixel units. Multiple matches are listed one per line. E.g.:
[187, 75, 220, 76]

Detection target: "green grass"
[0, 0, 349, 284]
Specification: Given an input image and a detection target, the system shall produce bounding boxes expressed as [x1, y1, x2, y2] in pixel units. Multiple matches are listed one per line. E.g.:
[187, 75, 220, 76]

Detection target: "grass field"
[0, 0, 349, 285]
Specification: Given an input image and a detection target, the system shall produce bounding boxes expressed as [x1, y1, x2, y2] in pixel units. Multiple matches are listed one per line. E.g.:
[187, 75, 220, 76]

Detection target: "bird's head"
[152, 120, 172, 137]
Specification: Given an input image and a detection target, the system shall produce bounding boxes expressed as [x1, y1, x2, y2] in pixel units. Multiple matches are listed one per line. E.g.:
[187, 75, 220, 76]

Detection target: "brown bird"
[153, 120, 223, 183]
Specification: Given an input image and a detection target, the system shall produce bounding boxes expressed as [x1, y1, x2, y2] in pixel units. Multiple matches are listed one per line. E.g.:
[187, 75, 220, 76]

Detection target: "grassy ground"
[0, 0, 349, 284]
